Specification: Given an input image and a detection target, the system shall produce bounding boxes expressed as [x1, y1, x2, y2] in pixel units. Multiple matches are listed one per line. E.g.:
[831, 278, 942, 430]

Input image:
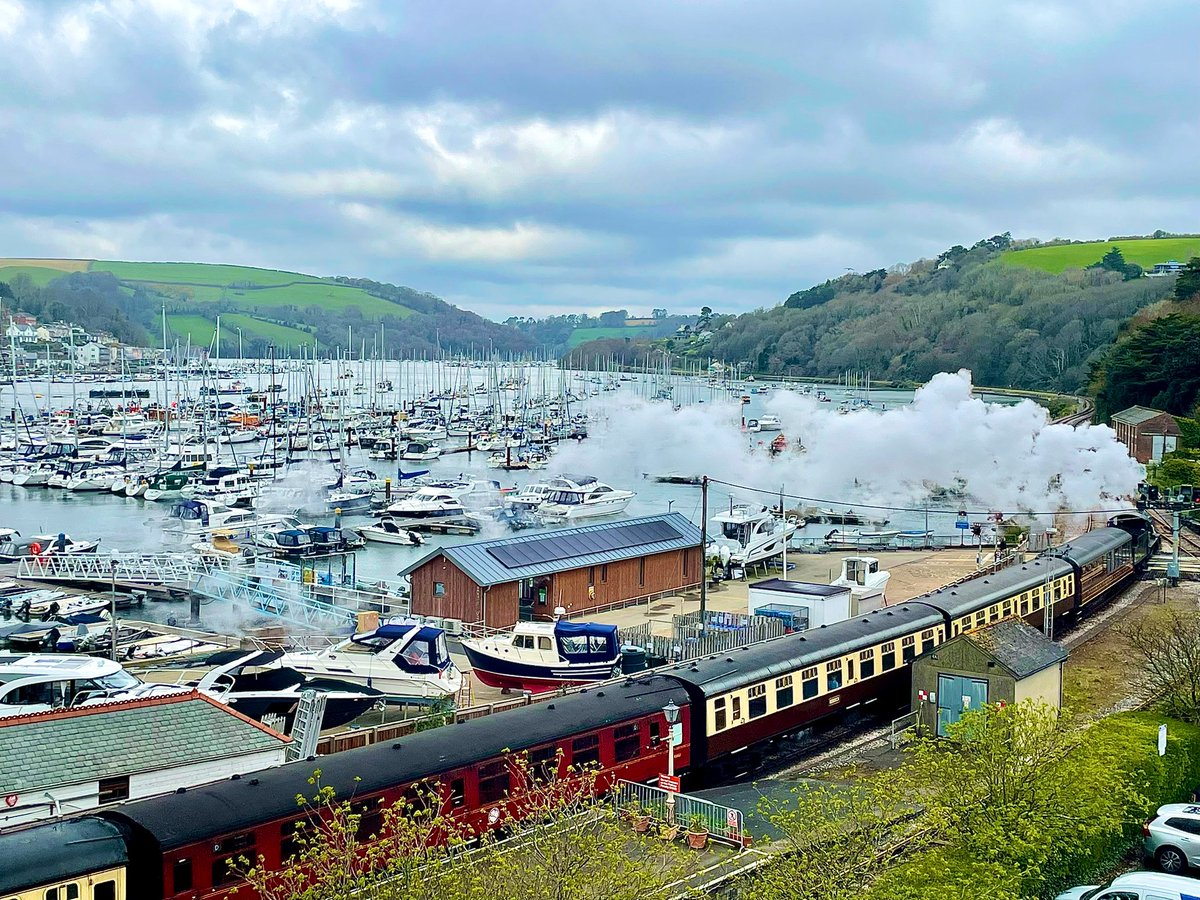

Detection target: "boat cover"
[554, 621, 619, 662]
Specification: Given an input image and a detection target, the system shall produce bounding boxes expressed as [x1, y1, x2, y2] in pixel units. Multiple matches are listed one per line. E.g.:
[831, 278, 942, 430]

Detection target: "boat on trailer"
[461, 620, 622, 693]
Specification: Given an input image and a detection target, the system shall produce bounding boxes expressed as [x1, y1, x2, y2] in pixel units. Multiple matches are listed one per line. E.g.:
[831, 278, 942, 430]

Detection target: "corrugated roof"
[399, 512, 703, 586]
[964, 619, 1068, 679]
[1111, 405, 1171, 426]
[0, 691, 288, 795]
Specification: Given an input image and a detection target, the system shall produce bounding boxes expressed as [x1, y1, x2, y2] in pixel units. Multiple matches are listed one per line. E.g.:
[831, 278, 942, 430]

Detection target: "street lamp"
[109, 558, 119, 661]
[662, 700, 679, 823]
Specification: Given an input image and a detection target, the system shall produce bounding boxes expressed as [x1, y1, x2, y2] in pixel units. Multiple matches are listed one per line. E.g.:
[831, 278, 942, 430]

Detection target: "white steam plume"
[551, 371, 1141, 518]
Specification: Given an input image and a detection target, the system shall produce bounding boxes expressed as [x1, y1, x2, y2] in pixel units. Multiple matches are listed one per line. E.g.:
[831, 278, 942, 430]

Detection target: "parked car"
[1055, 871, 1200, 900]
[1145, 804, 1200, 874]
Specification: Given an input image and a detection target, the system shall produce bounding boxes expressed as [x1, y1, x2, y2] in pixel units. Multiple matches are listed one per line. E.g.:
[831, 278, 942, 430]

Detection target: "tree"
[651, 308, 667, 319]
[1120, 607, 1200, 722]
[1088, 246, 1143, 281]
[1175, 257, 1200, 302]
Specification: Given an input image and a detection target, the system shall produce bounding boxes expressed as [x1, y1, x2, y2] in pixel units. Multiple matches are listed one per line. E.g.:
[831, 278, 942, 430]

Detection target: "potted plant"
[686, 813, 709, 849]
[624, 800, 652, 833]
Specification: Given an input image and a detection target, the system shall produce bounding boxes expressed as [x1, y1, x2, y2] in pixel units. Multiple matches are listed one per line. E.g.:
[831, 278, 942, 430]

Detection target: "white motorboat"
[66, 467, 125, 491]
[385, 487, 468, 524]
[0, 655, 168, 717]
[506, 482, 555, 511]
[0, 534, 100, 563]
[360, 516, 425, 546]
[10, 463, 56, 487]
[401, 440, 442, 461]
[461, 620, 622, 693]
[25, 593, 109, 619]
[831, 556, 891, 610]
[279, 617, 462, 702]
[538, 475, 635, 521]
[165, 498, 266, 536]
[757, 415, 783, 432]
[184, 468, 259, 507]
[711, 504, 798, 566]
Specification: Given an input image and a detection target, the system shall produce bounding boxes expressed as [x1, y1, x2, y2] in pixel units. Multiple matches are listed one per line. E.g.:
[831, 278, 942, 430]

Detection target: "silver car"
[1145, 803, 1200, 874]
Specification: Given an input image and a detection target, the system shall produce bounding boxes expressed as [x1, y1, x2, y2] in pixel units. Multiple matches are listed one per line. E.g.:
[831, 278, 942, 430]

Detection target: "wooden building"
[1111, 405, 1181, 464]
[400, 513, 703, 629]
[910, 619, 1067, 737]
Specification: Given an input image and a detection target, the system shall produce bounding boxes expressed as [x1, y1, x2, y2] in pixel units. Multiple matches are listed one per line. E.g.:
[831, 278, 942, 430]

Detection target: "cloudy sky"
[2, 1, 1197, 320]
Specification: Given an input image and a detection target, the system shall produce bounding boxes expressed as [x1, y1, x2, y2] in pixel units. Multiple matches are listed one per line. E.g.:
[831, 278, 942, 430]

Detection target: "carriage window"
[960, 617, 971, 633]
[881, 644, 896, 671]
[901, 636, 916, 663]
[713, 697, 727, 730]
[802, 672, 819, 700]
[449, 777, 466, 808]
[93, 881, 115, 900]
[614, 723, 640, 762]
[748, 684, 767, 719]
[989, 605, 1000, 623]
[479, 760, 511, 803]
[571, 734, 601, 770]
[529, 745, 560, 782]
[1020, 597, 1029, 615]
[974, 610, 986, 626]
[280, 819, 305, 861]
[731, 696, 742, 720]
[921, 629, 936, 655]
[211, 833, 255, 887]
[352, 799, 384, 840]
[776, 675, 794, 709]
[172, 859, 193, 892]
[859, 649, 876, 679]
[826, 660, 842, 692]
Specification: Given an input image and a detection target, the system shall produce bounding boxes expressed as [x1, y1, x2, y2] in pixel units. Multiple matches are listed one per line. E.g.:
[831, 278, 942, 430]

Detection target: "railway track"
[1054, 397, 1095, 427]
[1148, 509, 1200, 555]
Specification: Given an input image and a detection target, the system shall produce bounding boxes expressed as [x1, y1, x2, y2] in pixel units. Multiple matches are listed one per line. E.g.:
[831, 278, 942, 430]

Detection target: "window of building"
[713, 698, 727, 730]
[433, 581, 445, 596]
[902, 635, 916, 663]
[479, 760, 511, 804]
[172, 859, 193, 893]
[859, 649, 876, 679]
[748, 684, 767, 718]
[571, 734, 601, 770]
[93, 881, 115, 900]
[775, 675, 794, 709]
[614, 723, 640, 762]
[638, 557, 645, 587]
[920, 629, 936, 655]
[826, 660, 843, 692]
[98, 775, 129, 804]
[601, 564, 608, 583]
[588, 567, 595, 587]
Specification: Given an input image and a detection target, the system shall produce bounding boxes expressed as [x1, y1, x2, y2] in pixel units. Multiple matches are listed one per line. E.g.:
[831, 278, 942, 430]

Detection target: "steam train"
[2, 516, 1157, 900]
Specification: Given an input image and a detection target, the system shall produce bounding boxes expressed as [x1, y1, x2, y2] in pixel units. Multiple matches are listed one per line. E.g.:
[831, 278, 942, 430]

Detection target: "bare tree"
[1120, 607, 1200, 722]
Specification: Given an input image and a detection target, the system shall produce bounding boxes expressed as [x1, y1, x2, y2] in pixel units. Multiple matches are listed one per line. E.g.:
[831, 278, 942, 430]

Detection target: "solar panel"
[487, 520, 685, 569]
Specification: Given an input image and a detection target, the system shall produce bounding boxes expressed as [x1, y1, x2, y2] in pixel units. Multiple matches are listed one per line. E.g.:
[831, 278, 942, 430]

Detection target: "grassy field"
[0, 265, 80, 287]
[567, 325, 657, 348]
[1002, 237, 1200, 274]
[165, 314, 216, 348]
[219, 314, 317, 349]
[92, 261, 328, 287]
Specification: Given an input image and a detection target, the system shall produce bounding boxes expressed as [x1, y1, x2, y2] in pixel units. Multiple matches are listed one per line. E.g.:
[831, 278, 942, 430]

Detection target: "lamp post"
[109, 558, 119, 662]
[663, 700, 679, 823]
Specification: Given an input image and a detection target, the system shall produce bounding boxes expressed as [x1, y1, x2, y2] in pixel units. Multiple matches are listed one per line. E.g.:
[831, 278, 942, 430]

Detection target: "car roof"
[1111, 870, 1200, 889]
[1156, 803, 1200, 818]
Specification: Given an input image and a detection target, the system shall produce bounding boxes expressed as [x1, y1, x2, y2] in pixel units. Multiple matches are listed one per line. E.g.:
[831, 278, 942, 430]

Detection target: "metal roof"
[1111, 405, 1172, 426]
[750, 579, 849, 597]
[0, 691, 288, 795]
[398, 512, 702, 586]
[1048, 527, 1131, 567]
[912, 555, 1075, 620]
[962, 619, 1068, 679]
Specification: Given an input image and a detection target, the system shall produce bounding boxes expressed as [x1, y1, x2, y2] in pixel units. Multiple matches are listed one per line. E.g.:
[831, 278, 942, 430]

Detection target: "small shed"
[1110, 405, 1181, 464]
[911, 619, 1067, 737]
[747, 579, 852, 630]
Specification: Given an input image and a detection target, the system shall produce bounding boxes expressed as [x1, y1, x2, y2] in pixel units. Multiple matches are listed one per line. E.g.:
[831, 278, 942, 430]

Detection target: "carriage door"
[936, 674, 988, 737]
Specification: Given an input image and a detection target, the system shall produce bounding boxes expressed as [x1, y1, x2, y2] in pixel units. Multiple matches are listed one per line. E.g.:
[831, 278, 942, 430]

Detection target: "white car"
[1055, 871, 1200, 900]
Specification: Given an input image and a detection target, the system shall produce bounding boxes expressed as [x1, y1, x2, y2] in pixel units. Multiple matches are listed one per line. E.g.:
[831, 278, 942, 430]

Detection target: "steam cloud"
[551, 371, 1141, 520]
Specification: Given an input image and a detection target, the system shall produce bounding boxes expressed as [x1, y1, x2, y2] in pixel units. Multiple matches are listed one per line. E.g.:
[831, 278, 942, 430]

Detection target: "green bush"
[868, 712, 1200, 900]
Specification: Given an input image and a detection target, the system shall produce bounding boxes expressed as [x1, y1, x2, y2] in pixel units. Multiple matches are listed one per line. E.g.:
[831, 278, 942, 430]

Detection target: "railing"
[613, 779, 746, 848]
[619, 609, 788, 664]
[890, 710, 918, 749]
[17, 552, 222, 586]
[193, 570, 358, 629]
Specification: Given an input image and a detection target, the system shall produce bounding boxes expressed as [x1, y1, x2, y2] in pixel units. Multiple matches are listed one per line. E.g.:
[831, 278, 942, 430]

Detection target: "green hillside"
[567, 325, 657, 347]
[1003, 237, 1200, 274]
[0, 257, 533, 358]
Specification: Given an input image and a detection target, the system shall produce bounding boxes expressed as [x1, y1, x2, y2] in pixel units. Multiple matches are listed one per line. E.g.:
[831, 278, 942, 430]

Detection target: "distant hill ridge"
[0, 258, 532, 357]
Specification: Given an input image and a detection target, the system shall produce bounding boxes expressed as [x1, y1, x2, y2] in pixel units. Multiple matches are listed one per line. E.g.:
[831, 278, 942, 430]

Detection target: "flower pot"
[632, 815, 652, 833]
[686, 828, 708, 849]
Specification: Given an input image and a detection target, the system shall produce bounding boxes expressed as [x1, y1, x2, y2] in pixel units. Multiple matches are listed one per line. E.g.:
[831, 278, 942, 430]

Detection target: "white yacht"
[538, 475, 635, 521]
[360, 516, 426, 546]
[384, 487, 468, 524]
[401, 440, 442, 461]
[757, 414, 783, 432]
[711, 504, 798, 566]
[165, 498, 266, 536]
[280, 617, 462, 701]
[184, 468, 259, 507]
[506, 482, 555, 511]
[831, 556, 891, 610]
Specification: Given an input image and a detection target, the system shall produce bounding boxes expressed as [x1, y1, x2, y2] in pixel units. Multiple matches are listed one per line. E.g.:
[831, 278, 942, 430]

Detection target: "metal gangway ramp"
[192, 569, 359, 630]
[17, 553, 221, 588]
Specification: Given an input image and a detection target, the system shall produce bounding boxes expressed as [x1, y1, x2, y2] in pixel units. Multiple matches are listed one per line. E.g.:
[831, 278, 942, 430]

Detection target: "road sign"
[658, 774, 680, 793]
[955, 520, 970, 529]
[1160, 724, 1168, 757]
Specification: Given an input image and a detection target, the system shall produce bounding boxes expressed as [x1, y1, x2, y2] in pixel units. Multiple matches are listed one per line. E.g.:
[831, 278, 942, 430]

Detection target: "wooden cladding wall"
[411, 557, 484, 623]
